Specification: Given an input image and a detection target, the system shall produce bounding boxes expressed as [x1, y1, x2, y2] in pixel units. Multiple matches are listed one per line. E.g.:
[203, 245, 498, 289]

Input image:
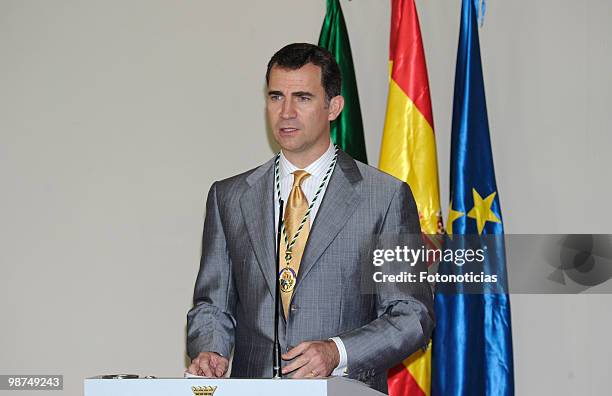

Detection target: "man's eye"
[297, 96, 311, 102]
[269, 95, 282, 101]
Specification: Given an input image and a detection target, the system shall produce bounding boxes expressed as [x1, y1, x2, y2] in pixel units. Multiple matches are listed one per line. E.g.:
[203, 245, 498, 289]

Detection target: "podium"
[84, 377, 385, 396]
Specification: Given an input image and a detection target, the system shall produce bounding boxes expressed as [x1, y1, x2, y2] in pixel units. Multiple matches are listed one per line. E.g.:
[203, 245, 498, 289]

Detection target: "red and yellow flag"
[379, 1, 443, 395]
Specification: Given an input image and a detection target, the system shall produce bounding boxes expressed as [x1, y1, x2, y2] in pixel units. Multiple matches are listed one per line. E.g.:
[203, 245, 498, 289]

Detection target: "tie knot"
[292, 170, 310, 188]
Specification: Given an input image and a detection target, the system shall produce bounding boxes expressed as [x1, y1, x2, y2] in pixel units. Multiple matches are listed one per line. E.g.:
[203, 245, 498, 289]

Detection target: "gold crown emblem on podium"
[191, 386, 217, 396]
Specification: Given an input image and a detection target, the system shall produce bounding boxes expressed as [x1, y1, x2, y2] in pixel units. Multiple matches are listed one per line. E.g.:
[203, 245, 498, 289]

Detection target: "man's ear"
[327, 95, 345, 121]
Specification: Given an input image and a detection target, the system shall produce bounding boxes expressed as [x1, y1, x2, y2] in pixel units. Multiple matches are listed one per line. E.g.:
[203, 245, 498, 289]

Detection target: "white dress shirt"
[273, 141, 348, 377]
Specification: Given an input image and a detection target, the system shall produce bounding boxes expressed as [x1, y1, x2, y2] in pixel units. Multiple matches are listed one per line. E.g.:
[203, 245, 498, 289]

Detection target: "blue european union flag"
[431, 0, 515, 395]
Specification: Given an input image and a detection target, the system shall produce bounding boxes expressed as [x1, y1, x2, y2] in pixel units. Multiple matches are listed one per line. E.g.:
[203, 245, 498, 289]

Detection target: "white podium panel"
[84, 377, 384, 396]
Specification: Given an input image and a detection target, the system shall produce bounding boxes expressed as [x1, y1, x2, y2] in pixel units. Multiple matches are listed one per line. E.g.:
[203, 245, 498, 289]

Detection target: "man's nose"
[280, 99, 296, 119]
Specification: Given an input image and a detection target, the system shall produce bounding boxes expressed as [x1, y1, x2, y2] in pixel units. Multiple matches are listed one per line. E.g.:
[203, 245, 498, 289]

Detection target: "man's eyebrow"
[267, 90, 284, 96]
[292, 91, 314, 97]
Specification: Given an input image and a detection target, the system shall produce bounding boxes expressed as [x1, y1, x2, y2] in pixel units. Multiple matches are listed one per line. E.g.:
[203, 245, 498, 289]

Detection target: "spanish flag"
[379, 1, 443, 395]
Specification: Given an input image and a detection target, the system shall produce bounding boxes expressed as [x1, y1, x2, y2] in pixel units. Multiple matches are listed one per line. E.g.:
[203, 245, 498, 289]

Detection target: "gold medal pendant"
[278, 267, 297, 293]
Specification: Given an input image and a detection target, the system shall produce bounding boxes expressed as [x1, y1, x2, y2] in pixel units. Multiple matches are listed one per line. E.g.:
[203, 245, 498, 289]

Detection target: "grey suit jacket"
[187, 150, 434, 394]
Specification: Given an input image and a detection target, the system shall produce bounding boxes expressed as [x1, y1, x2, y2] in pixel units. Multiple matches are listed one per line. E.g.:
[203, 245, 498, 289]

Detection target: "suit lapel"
[294, 151, 362, 292]
[240, 158, 276, 297]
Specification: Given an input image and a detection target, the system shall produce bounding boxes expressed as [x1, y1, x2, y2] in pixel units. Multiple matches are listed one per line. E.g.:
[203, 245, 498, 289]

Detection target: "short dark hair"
[266, 43, 342, 102]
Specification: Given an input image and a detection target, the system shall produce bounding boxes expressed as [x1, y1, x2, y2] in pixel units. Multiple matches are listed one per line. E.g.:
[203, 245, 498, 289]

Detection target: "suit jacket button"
[290, 305, 299, 312]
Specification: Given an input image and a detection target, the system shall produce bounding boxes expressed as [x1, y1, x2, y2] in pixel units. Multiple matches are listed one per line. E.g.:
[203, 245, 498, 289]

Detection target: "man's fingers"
[208, 358, 222, 377]
[282, 342, 310, 360]
[283, 341, 338, 378]
[199, 358, 214, 378]
[296, 352, 325, 378]
[282, 353, 309, 375]
[213, 356, 229, 377]
[188, 355, 204, 375]
[218, 359, 229, 377]
[195, 354, 214, 377]
[190, 352, 228, 378]
[187, 362, 200, 375]
[292, 361, 324, 379]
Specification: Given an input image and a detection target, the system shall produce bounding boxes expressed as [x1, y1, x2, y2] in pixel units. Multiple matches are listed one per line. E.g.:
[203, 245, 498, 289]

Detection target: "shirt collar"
[279, 141, 335, 180]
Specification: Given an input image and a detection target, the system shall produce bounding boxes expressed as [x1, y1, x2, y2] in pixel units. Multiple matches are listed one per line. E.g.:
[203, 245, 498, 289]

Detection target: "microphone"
[273, 199, 284, 378]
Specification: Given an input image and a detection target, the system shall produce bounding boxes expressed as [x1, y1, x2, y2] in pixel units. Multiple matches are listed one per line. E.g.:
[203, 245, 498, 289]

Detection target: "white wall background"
[1, 0, 611, 395]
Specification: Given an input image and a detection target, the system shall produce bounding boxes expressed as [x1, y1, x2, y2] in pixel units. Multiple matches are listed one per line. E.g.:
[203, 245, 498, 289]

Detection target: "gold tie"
[279, 170, 311, 318]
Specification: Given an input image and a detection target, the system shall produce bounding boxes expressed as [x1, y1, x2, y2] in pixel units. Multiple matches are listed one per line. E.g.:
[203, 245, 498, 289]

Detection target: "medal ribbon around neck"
[274, 145, 339, 263]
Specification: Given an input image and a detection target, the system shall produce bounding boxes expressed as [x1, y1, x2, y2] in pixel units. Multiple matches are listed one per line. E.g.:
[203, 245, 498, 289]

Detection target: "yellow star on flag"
[467, 188, 501, 235]
[446, 201, 464, 239]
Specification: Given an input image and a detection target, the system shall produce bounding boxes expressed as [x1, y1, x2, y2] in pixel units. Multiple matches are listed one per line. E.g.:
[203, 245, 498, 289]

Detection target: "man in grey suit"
[186, 43, 434, 394]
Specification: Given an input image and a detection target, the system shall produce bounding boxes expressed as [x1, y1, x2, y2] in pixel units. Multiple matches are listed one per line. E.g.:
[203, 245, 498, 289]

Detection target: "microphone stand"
[272, 199, 284, 378]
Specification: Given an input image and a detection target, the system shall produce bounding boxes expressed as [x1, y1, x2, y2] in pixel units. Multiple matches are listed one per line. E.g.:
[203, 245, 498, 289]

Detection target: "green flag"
[318, 0, 368, 164]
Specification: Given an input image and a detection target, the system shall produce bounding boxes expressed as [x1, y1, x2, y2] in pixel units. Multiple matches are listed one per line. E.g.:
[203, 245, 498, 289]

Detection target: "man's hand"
[281, 340, 340, 378]
[188, 352, 229, 378]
